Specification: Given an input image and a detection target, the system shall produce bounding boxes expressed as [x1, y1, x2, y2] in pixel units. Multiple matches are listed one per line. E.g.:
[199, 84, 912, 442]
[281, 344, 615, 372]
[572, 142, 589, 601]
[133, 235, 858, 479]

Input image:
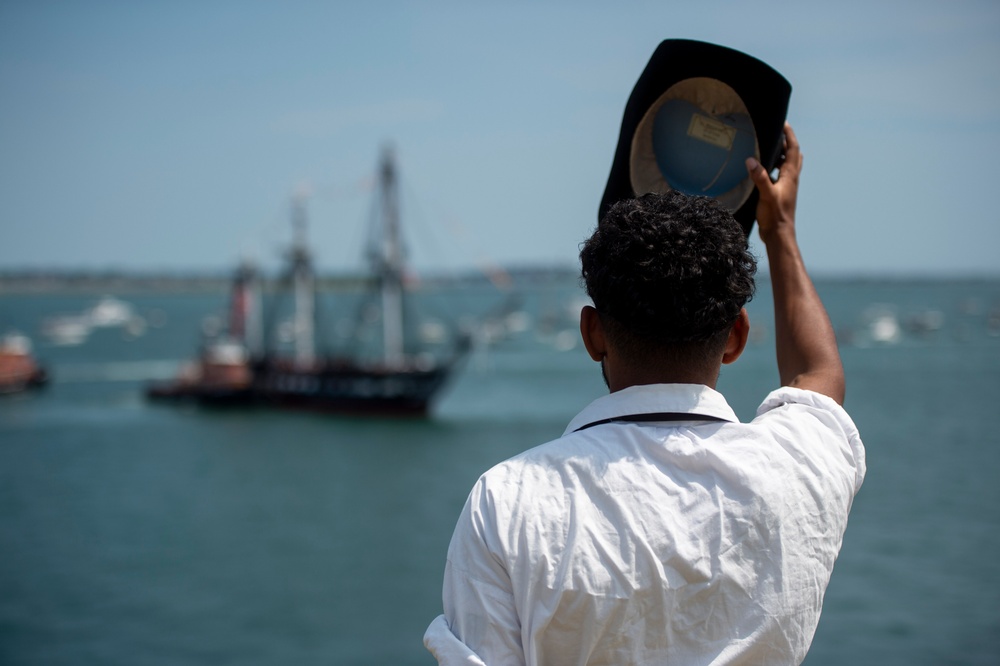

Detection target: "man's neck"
[605, 362, 720, 393]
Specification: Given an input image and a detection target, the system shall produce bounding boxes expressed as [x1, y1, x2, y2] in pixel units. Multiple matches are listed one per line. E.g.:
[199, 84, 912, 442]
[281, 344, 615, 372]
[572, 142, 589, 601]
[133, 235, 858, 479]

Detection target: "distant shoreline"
[0, 265, 582, 295]
[1, 267, 998, 295]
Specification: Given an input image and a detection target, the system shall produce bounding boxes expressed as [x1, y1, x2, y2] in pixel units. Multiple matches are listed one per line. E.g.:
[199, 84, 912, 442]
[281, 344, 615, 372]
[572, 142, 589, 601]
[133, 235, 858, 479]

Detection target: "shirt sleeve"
[423, 615, 488, 666]
[434, 478, 525, 665]
[755, 386, 866, 492]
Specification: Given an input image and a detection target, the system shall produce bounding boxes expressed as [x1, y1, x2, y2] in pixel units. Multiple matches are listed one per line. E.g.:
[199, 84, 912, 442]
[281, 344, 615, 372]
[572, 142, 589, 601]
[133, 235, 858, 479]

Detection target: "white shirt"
[426, 384, 866, 666]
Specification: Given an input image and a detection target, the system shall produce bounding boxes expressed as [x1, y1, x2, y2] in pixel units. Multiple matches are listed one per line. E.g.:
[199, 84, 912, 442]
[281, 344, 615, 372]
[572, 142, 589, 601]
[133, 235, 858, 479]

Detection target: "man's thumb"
[745, 157, 768, 189]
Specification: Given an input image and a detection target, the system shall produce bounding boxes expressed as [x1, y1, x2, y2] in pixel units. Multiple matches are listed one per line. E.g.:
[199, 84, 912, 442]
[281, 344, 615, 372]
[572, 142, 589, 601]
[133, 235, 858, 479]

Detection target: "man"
[425, 124, 865, 665]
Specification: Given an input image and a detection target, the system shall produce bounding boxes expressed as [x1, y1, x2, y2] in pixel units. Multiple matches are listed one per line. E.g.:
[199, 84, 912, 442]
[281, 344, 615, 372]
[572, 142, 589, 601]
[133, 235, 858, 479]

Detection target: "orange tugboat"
[0, 332, 49, 395]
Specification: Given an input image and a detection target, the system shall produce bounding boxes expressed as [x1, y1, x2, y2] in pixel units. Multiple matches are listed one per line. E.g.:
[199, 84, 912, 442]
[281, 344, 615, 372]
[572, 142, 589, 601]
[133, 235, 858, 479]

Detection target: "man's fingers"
[777, 123, 803, 181]
[747, 123, 803, 204]
[783, 122, 800, 156]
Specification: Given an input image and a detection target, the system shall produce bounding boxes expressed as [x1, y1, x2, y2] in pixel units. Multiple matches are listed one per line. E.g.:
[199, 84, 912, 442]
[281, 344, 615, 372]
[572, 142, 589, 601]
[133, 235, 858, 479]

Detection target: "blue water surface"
[1, 277, 999, 665]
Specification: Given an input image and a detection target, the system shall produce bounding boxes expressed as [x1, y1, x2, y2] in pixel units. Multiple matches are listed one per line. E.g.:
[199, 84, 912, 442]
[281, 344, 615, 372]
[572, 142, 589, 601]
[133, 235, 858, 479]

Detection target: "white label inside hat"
[688, 114, 736, 150]
[629, 77, 759, 212]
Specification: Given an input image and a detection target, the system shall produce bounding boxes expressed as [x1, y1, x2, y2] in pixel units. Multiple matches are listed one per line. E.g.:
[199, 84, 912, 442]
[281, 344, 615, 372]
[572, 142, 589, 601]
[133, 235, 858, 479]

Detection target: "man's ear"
[580, 305, 607, 362]
[722, 308, 751, 365]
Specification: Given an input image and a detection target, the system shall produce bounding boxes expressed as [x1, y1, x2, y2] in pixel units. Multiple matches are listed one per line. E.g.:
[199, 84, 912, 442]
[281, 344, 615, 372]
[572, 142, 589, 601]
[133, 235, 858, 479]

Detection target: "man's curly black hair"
[580, 191, 757, 362]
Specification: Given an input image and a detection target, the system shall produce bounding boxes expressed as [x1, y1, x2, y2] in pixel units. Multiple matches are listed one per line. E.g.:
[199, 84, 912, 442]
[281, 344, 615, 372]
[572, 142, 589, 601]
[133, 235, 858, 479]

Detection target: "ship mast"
[375, 146, 405, 367]
[229, 259, 263, 358]
[290, 192, 315, 366]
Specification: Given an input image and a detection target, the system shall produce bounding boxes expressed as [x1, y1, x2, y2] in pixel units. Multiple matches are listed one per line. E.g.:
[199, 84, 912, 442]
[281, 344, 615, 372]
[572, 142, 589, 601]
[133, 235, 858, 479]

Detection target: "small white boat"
[41, 315, 92, 346]
[86, 296, 135, 327]
[863, 305, 901, 344]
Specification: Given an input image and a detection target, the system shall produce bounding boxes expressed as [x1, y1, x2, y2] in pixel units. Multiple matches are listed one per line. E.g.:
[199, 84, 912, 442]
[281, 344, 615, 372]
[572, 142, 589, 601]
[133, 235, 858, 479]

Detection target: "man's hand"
[746, 122, 802, 243]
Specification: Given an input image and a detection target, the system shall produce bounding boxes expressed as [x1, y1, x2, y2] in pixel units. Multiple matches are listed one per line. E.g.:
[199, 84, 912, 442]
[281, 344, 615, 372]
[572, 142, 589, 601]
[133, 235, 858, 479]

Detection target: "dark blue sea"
[2, 276, 999, 665]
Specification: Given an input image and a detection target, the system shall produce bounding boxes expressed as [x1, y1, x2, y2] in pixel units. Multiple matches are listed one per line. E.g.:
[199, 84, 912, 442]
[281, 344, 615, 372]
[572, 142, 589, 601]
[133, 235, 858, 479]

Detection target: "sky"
[1, 0, 998, 277]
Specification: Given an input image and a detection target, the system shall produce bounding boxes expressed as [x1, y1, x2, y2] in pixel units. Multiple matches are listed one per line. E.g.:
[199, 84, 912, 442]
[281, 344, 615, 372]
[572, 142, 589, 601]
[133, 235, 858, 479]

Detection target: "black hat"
[599, 39, 791, 236]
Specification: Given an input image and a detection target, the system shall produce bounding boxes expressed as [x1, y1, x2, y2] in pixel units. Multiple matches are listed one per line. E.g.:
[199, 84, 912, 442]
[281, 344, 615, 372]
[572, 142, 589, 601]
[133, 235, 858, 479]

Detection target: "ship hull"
[145, 383, 255, 407]
[146, 358, 454, 417]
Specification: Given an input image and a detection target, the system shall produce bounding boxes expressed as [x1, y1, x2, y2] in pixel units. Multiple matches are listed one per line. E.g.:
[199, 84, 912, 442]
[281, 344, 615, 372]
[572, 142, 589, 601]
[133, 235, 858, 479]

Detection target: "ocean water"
[1, 276, 999, 665]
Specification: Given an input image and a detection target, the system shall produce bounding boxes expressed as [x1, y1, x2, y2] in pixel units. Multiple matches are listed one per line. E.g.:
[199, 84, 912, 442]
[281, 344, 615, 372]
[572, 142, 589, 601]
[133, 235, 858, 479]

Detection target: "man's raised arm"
[745, 123, 846, 404]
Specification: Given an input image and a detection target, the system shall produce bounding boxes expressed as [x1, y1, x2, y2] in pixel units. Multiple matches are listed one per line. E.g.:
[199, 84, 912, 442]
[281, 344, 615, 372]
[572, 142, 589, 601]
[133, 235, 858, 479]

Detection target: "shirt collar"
[563, 383, 740, 436]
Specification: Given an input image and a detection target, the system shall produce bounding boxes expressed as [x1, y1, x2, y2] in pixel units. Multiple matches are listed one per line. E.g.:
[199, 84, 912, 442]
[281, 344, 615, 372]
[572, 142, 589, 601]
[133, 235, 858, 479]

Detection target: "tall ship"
[147, 147, 469, 416]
